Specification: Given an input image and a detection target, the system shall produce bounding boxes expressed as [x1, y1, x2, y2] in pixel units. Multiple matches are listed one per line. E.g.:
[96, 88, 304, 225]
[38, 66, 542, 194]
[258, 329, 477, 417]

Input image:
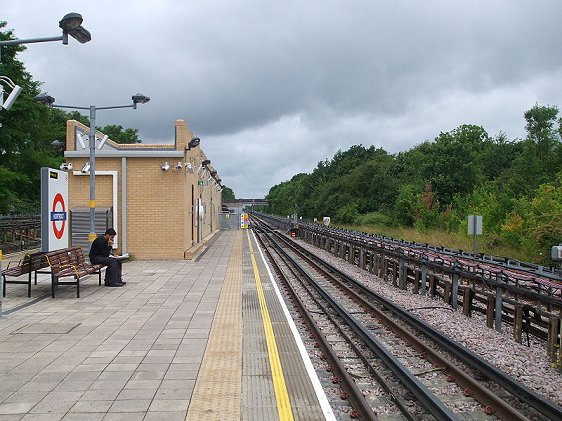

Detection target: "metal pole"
[472, 215, 478, 254]
[89, 105, 96, 243]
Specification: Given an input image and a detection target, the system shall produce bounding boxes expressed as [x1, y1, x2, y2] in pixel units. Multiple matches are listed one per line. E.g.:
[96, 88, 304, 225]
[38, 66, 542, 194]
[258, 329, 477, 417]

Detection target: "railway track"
[252, 215, 562, 420]
[255, 212, 561, 362]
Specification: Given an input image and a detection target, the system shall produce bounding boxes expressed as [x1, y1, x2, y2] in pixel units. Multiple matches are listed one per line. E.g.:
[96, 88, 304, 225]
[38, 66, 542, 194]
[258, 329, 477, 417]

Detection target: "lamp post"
[35, 93, 150, 244]
[0, 12, 91, 62]
[50, 139, 64, 154]
[0, 13, 91, 112]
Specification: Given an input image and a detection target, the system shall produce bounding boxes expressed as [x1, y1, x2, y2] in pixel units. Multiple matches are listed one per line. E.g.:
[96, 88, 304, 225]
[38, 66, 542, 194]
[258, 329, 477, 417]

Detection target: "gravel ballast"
[295, 238, 562, 406]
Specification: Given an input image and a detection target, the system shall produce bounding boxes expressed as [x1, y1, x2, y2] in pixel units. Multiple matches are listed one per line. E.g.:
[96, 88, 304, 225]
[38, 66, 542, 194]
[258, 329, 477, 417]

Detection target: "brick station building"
[63, 119, 222, 259]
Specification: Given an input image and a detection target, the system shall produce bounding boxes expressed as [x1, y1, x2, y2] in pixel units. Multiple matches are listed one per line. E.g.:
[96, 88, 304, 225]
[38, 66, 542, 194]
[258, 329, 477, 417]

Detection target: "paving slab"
[0, 231, 234, 420]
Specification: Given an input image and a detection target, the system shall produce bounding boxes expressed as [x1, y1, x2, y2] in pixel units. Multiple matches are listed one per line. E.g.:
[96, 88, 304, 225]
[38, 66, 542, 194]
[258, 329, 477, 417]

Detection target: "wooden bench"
[2, 252, 49, 298]
[45, 247, 104, 298]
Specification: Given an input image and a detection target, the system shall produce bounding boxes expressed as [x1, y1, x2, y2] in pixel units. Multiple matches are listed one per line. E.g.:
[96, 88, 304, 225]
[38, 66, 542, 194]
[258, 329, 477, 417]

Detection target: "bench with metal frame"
[45, 247, 103, 298]
[2, 252, 50, 297]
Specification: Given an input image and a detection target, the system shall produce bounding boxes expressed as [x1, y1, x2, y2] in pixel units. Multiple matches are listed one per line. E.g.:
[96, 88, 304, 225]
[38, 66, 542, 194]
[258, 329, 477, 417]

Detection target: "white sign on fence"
[468, 215, 483, 235]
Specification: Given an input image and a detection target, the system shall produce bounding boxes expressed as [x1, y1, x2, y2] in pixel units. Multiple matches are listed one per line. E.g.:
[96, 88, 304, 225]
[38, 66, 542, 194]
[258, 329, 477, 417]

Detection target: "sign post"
[41, 168, 69, 251]
[468, 215, 483, 255]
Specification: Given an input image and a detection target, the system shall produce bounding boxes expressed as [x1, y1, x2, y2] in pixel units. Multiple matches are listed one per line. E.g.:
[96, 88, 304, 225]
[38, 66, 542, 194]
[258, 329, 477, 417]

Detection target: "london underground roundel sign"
[41, 167, 69, 252]
[51, 192, 67, 239]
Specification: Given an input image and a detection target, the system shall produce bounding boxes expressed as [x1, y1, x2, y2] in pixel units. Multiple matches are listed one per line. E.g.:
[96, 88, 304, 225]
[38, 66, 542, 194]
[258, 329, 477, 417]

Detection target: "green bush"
[335, 203, 359, 224]
[356, 211, 393, 226]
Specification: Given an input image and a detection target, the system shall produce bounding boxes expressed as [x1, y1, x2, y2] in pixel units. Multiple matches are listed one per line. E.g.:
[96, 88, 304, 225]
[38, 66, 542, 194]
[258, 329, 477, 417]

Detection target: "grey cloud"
[3, 0, 562, 197]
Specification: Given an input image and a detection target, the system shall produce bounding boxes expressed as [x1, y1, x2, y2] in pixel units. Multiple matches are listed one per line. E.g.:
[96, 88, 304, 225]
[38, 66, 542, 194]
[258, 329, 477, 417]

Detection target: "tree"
[409, 125, 489, 207]
[0, 21, 147, 214]
[97, 124, 140, 143]
[502, 105, 562, 197]
[501, 175, 562, 262]
[524, 104, 559, 149]
[221, 186, 235, 200]
[0, 21, 64, 212]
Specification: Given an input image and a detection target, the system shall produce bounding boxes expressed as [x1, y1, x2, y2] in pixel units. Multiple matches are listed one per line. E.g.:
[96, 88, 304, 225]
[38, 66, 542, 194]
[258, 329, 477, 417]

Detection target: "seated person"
[89, 228, 126, 287]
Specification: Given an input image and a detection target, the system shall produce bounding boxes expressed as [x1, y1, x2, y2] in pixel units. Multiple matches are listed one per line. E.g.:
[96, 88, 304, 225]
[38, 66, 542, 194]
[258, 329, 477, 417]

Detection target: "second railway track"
[251, 215, 562, 421]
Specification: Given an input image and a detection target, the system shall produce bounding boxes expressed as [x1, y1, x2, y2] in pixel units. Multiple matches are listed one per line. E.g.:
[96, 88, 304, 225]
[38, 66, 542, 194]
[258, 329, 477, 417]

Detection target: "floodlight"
[76, 131, 87, 149]
[34, 93, 56, 106]
[59, 13, 83, 31]
[81, 162, 90, 173]
[132, 93, 150, 109]
[98, 135, 108, 150]
[67, 26, 91, 44]
[1, 85, 22, 110]
[51, 139, 64, 152]
[161, 162, 170, 172]
[188, 137, 200, 150]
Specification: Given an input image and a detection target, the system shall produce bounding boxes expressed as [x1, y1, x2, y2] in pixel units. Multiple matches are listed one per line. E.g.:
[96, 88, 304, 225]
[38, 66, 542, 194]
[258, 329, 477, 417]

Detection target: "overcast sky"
[3, 1, 562, 198]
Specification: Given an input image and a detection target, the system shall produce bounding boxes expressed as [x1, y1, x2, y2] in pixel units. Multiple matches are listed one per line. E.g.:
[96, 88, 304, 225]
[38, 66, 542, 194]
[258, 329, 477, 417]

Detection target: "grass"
[340, 223, 535, 263]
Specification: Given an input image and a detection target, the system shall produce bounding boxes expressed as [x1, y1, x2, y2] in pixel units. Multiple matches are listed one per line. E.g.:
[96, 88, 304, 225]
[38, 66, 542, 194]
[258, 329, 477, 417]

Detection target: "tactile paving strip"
[243, 231, 325, 420]
[186, 231, 243, 421]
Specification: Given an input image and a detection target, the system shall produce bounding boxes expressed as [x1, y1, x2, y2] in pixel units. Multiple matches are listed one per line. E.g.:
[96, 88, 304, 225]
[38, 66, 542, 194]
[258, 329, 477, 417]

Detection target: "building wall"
[65, 119, 222, 260]
[125, 156, 188, 259]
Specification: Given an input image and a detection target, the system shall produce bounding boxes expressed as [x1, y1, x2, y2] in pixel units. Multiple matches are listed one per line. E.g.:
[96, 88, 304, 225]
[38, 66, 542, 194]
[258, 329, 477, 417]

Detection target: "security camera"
[1, 85, 22, 110]
[59, 162, 73, 171]
[81, 162, 90, 173]
[161, 162, 170, 171]
[185, 163, 194, 174]
[174, 161, 183, 170]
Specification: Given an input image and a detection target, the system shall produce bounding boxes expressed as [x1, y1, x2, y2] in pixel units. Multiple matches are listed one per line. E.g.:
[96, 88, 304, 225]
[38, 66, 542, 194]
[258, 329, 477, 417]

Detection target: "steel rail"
[278, 228, 562, 421]
[277, 231, 534, 420]
[256, 224, 460, 421]
[254, 212, 562, 286]
[253, 225, 378, 420]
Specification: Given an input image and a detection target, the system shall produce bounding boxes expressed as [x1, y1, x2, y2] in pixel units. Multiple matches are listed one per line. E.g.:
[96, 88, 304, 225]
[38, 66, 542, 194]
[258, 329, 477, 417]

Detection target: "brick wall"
[66, 120, 221, 260]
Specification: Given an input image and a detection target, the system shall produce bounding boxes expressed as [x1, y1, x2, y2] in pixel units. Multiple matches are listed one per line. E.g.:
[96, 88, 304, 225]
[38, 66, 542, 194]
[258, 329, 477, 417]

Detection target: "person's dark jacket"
[89, 235, 111, 261]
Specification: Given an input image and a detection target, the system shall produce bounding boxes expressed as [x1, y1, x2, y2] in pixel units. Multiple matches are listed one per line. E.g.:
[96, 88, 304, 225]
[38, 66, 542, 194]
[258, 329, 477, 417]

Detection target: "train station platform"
[0, 230, 333, 420]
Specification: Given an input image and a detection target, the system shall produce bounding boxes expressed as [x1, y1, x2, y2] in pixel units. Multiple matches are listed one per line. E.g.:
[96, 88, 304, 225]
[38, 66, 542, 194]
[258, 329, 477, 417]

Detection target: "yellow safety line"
[246, 229, 294, 421]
